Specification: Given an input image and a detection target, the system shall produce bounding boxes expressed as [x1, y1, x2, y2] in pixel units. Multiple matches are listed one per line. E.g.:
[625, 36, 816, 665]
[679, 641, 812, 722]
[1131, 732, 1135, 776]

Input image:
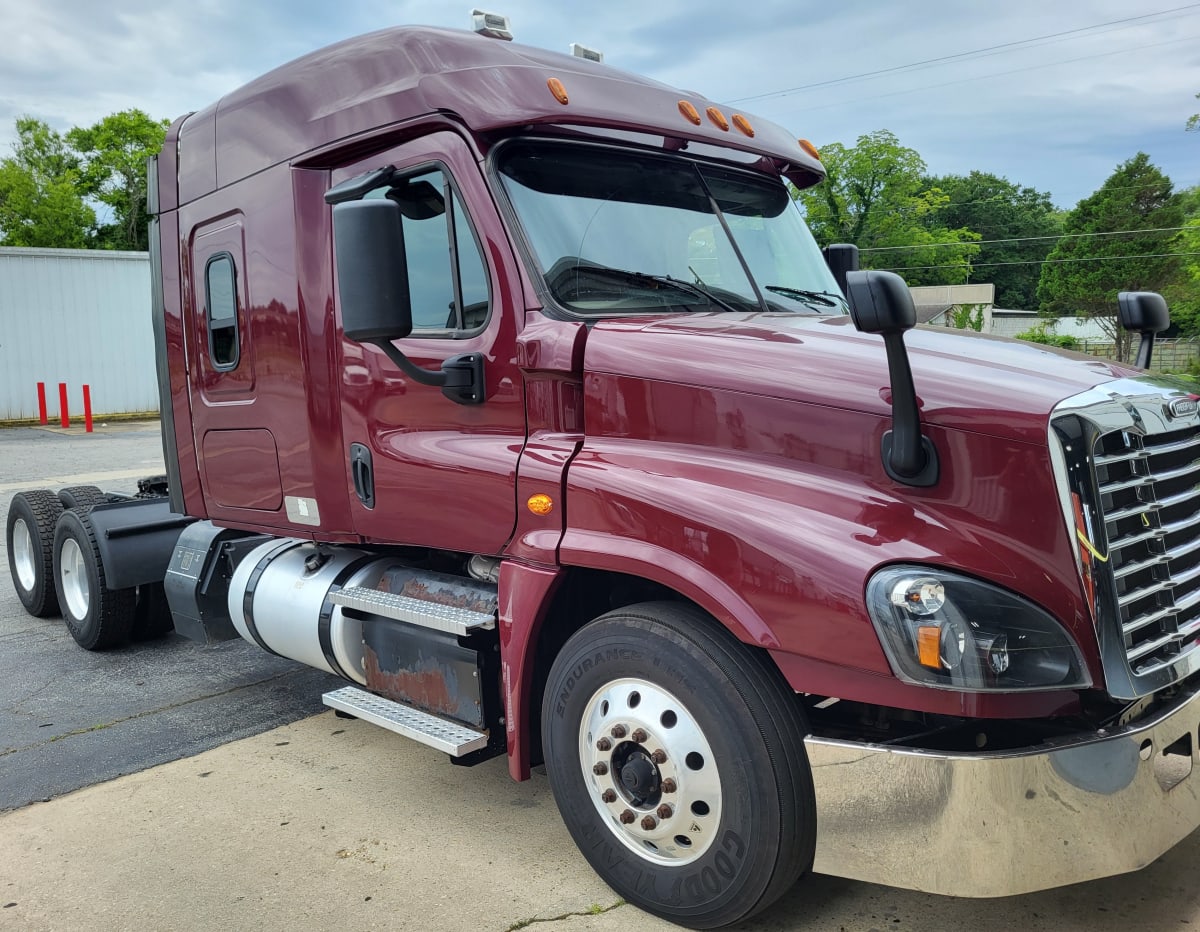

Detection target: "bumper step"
[331, 586, 495, 636]
[322, 685, 489, 756]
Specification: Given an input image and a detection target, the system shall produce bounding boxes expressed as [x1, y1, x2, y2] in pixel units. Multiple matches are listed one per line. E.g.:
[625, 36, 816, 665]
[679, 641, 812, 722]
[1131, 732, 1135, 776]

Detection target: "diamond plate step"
[322, 686, 489, 756]
[331, 586, 496, 636]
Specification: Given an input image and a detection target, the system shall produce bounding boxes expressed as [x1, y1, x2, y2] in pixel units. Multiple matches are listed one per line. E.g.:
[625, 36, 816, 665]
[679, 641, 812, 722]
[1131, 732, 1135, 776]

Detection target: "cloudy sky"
[1, 0, 1196, 208]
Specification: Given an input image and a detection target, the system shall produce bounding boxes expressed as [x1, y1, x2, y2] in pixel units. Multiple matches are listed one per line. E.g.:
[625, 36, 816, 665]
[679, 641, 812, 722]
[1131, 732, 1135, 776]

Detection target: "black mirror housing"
[822, 243, 859, 299]
[845, 270, 917, 335]
[1117, 292, 1169, 335]
[332, 199, 413, 343]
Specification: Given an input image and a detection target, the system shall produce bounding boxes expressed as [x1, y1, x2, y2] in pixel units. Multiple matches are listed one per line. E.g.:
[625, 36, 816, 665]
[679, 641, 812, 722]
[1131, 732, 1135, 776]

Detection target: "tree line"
[793, 129, 1199, 348]
[1, 111, 1196, 347]
[0, 110, 169, 252]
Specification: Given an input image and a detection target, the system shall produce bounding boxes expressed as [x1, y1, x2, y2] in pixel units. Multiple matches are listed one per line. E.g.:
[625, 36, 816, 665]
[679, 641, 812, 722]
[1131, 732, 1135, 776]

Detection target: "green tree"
[0, 116, 95, 247]
[1164, 185, 1200, 336]
[67, 109, 169, 251]
[793, 130, 979, 286]
[1188, 91, 1199, 132]
[922, 171, 1060, 309]
[1037, 153, 1184, 361]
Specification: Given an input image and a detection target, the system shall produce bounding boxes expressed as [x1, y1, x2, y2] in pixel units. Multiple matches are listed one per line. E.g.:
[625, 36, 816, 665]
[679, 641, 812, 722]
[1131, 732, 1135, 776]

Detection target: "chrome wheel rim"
[12, 518, 36, 591]
[579, 678, 722, 866]
[59, 538, 90, 620]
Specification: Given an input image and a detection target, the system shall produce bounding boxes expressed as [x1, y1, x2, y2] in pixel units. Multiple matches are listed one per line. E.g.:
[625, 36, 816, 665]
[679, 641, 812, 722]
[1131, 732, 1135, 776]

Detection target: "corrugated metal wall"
[0, 247, 158, 420]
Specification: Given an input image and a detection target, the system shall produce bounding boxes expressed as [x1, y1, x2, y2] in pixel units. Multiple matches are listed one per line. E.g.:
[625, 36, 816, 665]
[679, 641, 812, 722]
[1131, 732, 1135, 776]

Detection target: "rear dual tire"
[6, 490, 64, 617]
[52, 506, 136, 650]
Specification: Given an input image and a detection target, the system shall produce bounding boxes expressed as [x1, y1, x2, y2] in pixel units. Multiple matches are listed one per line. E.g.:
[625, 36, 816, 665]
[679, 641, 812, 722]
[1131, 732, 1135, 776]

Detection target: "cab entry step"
[330, 586, 496, 636]
[322, 685, 489, 756]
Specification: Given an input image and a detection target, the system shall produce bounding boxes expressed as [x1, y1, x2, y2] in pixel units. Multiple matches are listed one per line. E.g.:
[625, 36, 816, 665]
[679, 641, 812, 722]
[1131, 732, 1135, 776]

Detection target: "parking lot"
[2, 421, 1199, 931]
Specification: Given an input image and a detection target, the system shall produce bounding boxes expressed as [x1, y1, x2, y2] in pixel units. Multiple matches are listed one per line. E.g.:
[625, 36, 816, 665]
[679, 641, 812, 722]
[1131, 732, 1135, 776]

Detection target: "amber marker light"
[527, 493, 554, 516]
[798, 138, 821, 160]
[547, 77, 569, 105]
[916, 624, 942, 670]
[678, 100, 702, 125]
[706, 106, 729, 131]
[732, 114, 754, 137]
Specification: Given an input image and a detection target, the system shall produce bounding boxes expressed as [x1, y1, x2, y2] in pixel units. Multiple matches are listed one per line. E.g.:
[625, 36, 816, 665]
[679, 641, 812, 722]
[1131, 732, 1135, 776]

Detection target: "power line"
[878, 250, 1200, 272]
[730, 4, 1200, 104]
[859, 225, 1195, 252]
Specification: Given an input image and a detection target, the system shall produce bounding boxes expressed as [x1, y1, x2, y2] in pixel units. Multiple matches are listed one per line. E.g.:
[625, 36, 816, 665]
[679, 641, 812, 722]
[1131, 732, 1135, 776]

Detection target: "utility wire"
[730, 4, 1200, 103]
[859, 226, 1195, 252]
[878, 250, 1200, 272]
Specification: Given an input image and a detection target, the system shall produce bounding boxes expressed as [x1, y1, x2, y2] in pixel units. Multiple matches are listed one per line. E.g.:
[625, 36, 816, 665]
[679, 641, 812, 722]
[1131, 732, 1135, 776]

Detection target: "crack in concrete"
[503, 900, 626, 931]
[0, 669, 301, 758]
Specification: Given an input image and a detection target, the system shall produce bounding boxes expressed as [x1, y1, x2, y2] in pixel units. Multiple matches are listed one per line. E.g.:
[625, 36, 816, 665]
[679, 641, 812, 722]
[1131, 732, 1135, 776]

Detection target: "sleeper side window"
[365, 167, 490, 334]
[204, 252, 239, 369]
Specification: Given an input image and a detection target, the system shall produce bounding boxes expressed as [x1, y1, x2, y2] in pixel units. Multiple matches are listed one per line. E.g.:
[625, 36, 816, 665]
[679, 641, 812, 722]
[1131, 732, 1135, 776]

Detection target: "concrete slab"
[1, 712, 1198, 932]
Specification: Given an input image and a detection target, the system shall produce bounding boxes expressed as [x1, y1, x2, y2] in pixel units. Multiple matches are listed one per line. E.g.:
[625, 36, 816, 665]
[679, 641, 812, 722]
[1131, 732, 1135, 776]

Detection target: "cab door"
[333, 131, 526, 554]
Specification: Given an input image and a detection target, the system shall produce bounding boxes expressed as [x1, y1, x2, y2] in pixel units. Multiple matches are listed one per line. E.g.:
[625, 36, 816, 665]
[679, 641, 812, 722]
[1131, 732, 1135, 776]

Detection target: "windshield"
[496, 141, 846, 317]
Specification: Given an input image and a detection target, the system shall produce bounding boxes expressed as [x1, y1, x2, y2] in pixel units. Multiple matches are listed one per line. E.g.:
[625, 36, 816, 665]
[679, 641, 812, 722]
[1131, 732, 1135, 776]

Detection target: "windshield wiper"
[763, 285, 843, 309]
[586, 266, 746, 313]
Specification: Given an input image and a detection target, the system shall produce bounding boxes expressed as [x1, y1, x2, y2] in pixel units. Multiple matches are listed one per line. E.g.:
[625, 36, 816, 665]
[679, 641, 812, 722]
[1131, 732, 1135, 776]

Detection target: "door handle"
[350, 443, 375, 509]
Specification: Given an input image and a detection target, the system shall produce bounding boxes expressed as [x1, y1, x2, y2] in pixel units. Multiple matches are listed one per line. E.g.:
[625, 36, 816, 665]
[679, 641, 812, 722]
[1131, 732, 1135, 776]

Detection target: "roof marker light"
[547, 77, 570, 105]
[706, 107, 729, 131]
[678, 101, 701, 125]
[570, 43, 603, 62]
[799, 138, 821, 160]
[471, 9, 513, 40]
[732, 114, 754, 137]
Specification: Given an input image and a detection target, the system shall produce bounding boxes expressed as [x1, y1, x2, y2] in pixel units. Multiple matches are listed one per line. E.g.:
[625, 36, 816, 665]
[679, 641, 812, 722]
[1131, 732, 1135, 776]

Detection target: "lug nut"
[601, 789, 617, 804]
[610, 724, 628, 739]
[593, 762, 608, 776]
[657, 804, 673, 820]
[631, 728, 648, 743]
[641, 815, 657, 831]
[596, 737, 612, 752]
[620, 809, 636, 824]
[651, 749, 668, 765]
[662, 778, 677, 794]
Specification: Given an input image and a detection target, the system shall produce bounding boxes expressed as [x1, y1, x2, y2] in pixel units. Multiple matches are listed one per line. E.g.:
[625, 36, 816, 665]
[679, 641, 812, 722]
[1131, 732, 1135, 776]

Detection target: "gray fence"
[0, 248, 157, 421]
[1075, 339, 1200, 374]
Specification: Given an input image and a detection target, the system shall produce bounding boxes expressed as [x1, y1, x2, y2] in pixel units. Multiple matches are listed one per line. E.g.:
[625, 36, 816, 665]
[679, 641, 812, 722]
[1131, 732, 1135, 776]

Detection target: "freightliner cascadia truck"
[6, 17, 1200, 929]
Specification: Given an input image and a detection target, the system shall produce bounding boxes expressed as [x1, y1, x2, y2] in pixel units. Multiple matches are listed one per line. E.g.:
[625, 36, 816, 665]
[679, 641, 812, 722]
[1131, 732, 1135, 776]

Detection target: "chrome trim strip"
[808, 681, 1200, 897]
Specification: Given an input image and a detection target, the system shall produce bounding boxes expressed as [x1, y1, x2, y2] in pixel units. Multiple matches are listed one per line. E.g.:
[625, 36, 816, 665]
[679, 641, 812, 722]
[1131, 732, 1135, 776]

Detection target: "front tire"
[6, 490, 64, 617]
[542, 602, 815, 929]
[52, 507, 136, 650]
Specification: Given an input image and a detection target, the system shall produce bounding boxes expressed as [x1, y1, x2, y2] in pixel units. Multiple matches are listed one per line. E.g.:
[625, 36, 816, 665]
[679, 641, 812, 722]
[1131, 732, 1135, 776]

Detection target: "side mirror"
[822, 243, 859, 300]
[331, 197, 485, 405]
[845, 270, 938, 487]
[332, 199, 414, 342]
[1117, 291, 1170, 369]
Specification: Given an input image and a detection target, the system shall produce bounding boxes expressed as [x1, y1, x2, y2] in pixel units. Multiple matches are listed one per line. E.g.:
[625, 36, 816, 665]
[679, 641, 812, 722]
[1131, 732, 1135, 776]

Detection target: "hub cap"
[12, 518, 36, 591]
[580, 678, 722, 866]
[58, 538, 90, 620]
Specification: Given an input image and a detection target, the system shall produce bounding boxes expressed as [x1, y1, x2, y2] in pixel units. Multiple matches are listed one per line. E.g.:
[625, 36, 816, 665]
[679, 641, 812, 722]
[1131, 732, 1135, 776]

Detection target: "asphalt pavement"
[2, 421, 1200, 931]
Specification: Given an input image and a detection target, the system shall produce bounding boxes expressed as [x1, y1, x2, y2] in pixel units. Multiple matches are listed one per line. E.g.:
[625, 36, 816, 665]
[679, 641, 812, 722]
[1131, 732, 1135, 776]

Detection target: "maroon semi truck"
[6, 20, 1200, 929]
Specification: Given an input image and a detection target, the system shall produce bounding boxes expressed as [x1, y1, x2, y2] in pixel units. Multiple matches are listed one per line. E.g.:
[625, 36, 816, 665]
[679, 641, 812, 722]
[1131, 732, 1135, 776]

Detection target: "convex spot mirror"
[1117, 291, 1169, 335]
[845, 269, 916, 335]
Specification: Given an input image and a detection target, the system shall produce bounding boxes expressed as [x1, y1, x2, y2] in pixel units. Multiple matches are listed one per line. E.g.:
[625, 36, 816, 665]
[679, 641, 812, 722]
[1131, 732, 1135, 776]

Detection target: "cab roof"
[173, 26, 823, 204]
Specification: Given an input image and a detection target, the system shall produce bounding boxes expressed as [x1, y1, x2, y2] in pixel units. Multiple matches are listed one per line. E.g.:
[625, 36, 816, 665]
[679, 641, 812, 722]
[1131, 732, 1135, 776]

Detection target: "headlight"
[866, 566, 1091, 692]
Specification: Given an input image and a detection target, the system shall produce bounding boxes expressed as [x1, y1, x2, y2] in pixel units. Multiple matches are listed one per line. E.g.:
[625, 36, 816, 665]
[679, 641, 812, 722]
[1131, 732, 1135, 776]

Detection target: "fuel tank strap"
[241, 540, 303, 657]
[317, 555, 379, 680]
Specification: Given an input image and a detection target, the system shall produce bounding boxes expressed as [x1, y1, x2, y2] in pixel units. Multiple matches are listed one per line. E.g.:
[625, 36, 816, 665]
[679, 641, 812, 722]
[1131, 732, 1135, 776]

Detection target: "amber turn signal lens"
[916, 624, 942, 670]
[547, 78, 569, 105]
[527, 493, 554, 516]
[799, 138, 821, 160]
[678, 100, 701, 125]
[732, 114, 754, 137]
[706, 106, 729, 131]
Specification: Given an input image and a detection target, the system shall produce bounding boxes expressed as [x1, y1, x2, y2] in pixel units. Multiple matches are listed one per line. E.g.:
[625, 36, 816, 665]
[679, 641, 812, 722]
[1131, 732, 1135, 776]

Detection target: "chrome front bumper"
[805, 682, 1200, 896]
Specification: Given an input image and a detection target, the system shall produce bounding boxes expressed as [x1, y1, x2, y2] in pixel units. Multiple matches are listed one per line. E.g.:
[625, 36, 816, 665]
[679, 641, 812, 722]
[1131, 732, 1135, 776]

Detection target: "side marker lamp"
[678, 101, 702, 125]
[547, 78, 569, 105]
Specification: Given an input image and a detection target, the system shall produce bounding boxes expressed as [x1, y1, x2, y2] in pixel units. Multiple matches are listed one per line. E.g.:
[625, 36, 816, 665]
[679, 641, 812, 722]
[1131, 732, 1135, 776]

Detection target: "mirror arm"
[1135, 332, 1155, 370]
[368, 340, 486, 405]
[880, 333, 939, 486]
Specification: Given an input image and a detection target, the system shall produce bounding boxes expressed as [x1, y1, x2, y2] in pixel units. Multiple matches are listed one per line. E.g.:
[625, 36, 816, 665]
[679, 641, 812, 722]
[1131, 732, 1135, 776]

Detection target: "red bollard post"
[58, 382, 70, 429]
[83, 384, 93, 433]
[37, 382, 48, 425]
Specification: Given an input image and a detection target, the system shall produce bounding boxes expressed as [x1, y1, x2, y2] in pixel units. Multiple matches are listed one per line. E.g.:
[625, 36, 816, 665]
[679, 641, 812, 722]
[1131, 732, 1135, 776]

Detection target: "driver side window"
[365, 167, 490, 332]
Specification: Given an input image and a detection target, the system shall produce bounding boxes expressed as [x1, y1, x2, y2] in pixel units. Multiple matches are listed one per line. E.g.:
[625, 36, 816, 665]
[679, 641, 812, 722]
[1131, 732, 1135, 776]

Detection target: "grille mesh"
[1094, 426, 1200, 673]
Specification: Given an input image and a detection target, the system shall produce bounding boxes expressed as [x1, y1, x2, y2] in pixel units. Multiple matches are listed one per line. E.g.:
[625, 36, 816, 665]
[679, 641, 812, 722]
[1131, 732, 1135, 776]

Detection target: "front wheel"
[541, 602, 815, 929]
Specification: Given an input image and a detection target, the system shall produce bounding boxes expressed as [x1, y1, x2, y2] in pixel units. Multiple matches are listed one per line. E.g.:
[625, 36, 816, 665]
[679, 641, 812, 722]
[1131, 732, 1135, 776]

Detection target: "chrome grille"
[1094, 425, 1200, 672]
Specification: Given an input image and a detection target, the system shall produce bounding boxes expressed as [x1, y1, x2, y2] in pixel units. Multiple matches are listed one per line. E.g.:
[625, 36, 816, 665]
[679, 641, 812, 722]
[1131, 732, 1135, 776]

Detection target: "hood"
[583, 313, 1140, 445]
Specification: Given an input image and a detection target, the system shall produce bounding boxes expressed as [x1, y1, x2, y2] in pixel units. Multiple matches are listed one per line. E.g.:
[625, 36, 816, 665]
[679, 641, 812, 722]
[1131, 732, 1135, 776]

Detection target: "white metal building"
[0, 247, 157, 421]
